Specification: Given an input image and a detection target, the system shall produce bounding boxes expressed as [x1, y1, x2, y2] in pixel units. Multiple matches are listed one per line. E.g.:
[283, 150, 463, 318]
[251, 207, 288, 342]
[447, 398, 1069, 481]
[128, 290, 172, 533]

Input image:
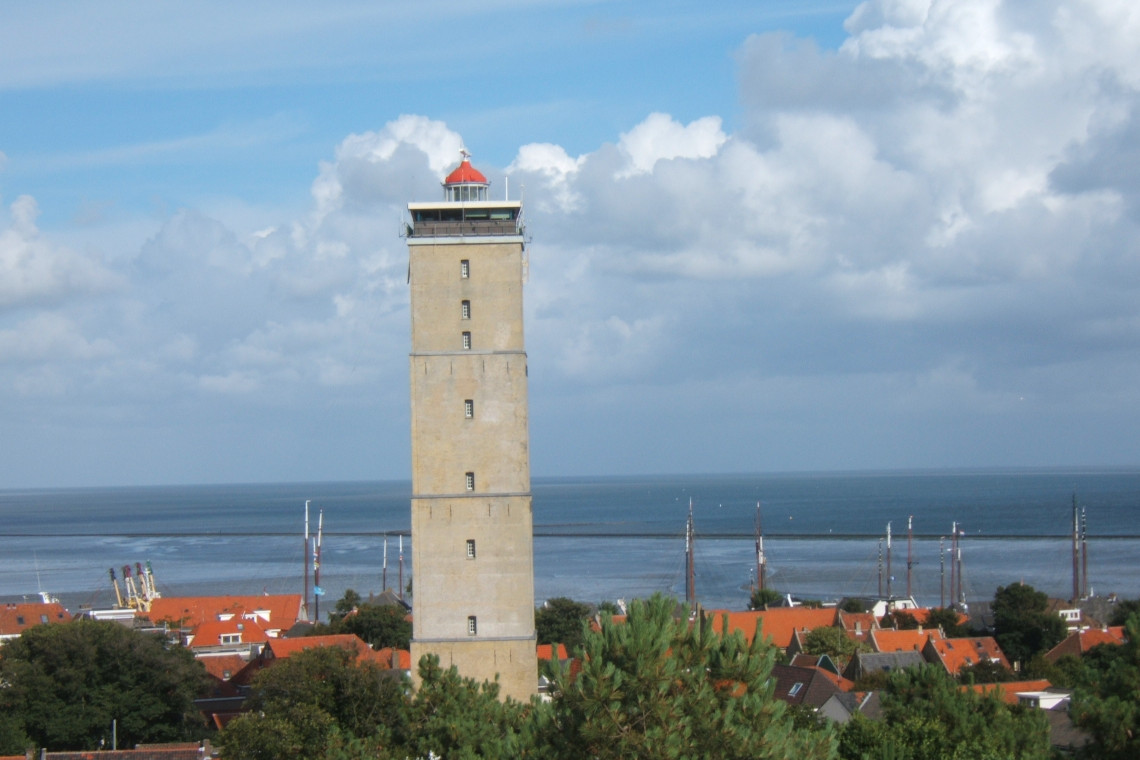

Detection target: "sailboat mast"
[949, 522, 957, 608]
[886, 521, 893, 600]
[877, 538, 883, 598]
[685, 499, 696, 608]
[1081, 506, 1089, 599]
[304, 500, 311, 622]
[955, 525, 965, 607]
[755, 501, 766, 591]
[1072, 493, 1080, 603]
[314, 509, 323, 622]
[398, 534, 404, 601]
[382, 534, 388, 592]
[939, 537, 945, 609]
[906, 515, 913, 601]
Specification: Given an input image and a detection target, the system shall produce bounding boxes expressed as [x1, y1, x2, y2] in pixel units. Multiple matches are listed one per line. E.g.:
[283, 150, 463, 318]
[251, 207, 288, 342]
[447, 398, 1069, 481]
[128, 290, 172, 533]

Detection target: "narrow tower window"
[466, 539, 476, 559]
[460, 259, 470, 278]
[464, 399, 474, 419]
[462, 331, 472, 350]
[461, 300, 471, 319]
[467, 616, 477, 635]
[465, 472, 475, 491]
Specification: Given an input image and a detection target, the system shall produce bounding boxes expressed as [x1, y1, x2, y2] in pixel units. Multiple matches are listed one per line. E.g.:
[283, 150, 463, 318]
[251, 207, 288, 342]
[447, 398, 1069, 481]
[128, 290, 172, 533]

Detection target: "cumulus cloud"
[0, 312, 116, 365]
[615, 112, 726, 177]
[508, 143, 585, 212]
[311, 115, 464, 220]
[501, 0, 1140, 475]
[0, 195, 122, 308]
[8, 0, 1140, 483]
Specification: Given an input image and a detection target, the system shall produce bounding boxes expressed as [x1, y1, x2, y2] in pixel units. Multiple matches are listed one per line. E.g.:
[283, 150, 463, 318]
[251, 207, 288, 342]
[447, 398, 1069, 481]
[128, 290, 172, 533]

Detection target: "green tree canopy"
[801, 625, 867, 670]
[1107, 598, 1140, 627]
[596, 600, 623, 615]
[332, 603, 412, 650]
[217, 644, 405, 760]
[542, 594, 837, 760]
[881, 610, 919, 630]
[1070, 613, 1140, 760]
[750, 587, 783, 610]
[329, 588, 364, 622]
[0, 618, 211, 754]
[991, 583, 1066, 666]
[956, 659, 1015, 685]
[220, 649, 535, 760]
[395, 656, 535, 760]
[923, 607, 968, 638]
[839, 665, 1052, 760]
[308, 589, 412, 650]
[535, 597, 592, 653]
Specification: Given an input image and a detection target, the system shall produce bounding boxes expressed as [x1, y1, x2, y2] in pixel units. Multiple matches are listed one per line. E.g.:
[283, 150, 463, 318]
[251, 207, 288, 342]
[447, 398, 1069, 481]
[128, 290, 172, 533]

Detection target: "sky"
[2, 0, 1139, 488]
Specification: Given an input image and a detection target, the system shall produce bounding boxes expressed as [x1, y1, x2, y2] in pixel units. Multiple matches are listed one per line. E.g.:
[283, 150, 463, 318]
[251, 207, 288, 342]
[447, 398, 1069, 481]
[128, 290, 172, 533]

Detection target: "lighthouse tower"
[404, 152, 537, 700]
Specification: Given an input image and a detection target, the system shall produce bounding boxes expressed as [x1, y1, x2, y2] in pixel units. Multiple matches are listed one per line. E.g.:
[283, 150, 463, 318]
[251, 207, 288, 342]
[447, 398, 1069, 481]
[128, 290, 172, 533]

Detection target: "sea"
[1, 468, 1139, 617]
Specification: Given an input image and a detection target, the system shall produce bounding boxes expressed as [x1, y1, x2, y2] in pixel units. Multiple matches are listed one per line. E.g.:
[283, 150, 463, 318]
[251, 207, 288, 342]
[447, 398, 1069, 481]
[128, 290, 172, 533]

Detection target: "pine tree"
[839, 664, 1052, 760]
[1070, 613, 1140, 759]
[543, 594, 837, 760]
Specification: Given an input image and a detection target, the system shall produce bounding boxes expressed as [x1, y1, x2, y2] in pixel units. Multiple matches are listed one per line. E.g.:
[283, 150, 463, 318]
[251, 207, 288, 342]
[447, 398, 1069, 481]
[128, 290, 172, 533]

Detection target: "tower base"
[410, 636, 538, 703]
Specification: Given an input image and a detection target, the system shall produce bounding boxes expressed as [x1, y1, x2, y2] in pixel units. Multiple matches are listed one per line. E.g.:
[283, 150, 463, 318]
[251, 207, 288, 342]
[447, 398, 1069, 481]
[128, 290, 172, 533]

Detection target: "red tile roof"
[231, 634, 392, 687]
[787, 656, 855, 692]
[40, 747, 201, 759]
[871, 627, 941, 653]
[902, 608, 936, 625]
[265, 634, 379, 661]
[537, 643, 570, 661]
[1044, 627, 1126, 662]
[198, 653, 250, 682]
[188, 618, 269, 648]
[925, 636, 1010, 675]
[146, 594, 303, 632]
[965, 680, 1054, 704]
[707, 608, 838, 649]
[374, 647, 412, 670]
[837, 611, 877, 641]
[0, 601, 71, 636]
[771, 664, 845, 707]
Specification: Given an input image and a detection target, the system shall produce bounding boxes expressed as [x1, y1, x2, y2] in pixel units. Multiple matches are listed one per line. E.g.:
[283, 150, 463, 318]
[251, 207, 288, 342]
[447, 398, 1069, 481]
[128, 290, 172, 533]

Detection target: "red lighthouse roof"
[444, 152, 488, 185]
